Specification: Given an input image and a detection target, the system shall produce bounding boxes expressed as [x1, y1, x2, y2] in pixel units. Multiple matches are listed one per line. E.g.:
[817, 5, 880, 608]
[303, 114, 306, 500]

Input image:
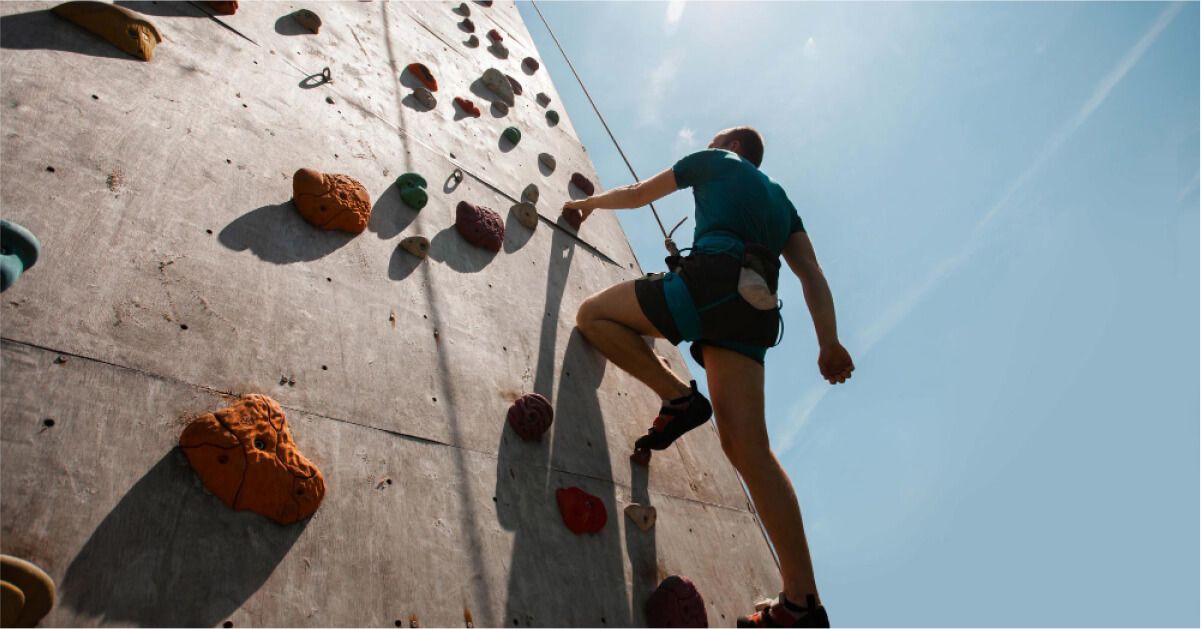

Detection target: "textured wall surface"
[0, 2, 778, 626]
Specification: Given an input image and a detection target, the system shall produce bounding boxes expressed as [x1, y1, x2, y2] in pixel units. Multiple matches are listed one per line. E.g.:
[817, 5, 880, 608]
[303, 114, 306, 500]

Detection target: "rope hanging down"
[529, 0, 687, 257]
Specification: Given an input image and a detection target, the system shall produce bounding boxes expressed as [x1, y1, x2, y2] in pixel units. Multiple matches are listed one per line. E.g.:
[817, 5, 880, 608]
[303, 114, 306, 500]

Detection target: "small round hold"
[538, 153, 556, 173]
[523, 57, 539, 72]
[454, 2, 470, 16]
[521, 183, 539, 204]
[511, 202, 538, 230]
[292, 8, 321, 33]
[464, 34, 479, 48]
[487, 28, 502, 43]
[460, 17, 475, 32]
[536, 93, 551, 107]
[413, 87, 436, 109]
[546, 110, 560, 126]
[502, 126, 521, 145]
[400, 236, 430, 259]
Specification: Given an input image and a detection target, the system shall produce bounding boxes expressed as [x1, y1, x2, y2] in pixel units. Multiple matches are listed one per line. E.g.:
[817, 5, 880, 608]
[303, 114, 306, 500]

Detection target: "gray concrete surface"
[0, 2, 779, 626]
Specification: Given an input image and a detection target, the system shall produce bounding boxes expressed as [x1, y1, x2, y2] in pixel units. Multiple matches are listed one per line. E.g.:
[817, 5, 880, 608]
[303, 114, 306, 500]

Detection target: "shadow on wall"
[113, 1, 207, 17]
[368, 180, 419, 241]
[219, 202, 355, 264]
[60, 450, 306, 627]
[495, 227, 639, 626]
[0, 10, 141, 61]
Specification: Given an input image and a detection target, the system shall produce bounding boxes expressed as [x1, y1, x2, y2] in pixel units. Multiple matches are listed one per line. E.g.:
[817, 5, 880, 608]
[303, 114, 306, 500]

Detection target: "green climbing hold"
[395, 172, 429, 210]
[503, 126, 521, 145]
[546, 110, 560, 126]
[0, 219, 41, 292]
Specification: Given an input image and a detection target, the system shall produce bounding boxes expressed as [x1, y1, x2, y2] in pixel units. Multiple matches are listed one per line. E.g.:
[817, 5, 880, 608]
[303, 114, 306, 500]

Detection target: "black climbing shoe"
[633, 381, 712, 451]
[737, 594, 830, 628]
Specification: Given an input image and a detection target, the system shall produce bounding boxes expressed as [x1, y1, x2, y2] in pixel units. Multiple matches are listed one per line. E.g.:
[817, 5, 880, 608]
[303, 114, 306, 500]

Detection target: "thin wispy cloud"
[665, 0, 686, 35]
[673, 127, 697, 155]
[773, 1, 1184, 456]
[803, 36, 818, 58]
[640, 50, 684, 126]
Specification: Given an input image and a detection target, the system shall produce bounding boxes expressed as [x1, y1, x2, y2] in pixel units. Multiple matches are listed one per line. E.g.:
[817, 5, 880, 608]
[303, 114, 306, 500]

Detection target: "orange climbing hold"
[292, 168, 372, 234]
[407, 62, 438, 92]
[206, 0, 238, 15]
[454, 97, 482, 118]
[179, 394, 325, 525]
[557, 487, 607, 534]
[51, 2, 163, 62]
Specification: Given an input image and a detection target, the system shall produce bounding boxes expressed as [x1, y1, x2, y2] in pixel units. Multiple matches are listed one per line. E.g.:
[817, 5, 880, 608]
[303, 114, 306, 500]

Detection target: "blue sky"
[518, 1, 1199, 626]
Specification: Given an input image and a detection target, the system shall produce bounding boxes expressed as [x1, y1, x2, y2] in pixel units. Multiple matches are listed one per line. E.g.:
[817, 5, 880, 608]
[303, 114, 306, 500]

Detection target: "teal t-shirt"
[672, 149, 804, 256]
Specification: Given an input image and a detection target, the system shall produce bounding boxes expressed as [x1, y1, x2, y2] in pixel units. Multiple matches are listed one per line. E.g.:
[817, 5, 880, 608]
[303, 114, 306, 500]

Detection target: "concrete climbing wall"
[0, 1, 779, 626]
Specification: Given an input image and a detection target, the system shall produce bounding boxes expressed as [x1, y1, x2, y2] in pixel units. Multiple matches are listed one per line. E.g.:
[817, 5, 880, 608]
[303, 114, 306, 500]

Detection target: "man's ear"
[727, 140, 742, 155]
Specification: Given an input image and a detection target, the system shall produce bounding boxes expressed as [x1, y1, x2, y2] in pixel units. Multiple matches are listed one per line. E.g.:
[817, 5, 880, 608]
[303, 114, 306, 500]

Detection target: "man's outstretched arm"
[562, 168, 678, 220]
[782, 231, 855, 384]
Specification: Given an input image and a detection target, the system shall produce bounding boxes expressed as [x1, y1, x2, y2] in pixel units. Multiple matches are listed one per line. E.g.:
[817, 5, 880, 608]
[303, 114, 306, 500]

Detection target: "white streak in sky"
[773, 2, 1184, 456]
[665, 0, 686, 34]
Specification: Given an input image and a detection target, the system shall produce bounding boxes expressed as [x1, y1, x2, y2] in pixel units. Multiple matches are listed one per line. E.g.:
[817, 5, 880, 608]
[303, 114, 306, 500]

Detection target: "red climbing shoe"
[737, 594, 829, 628]
[633, 381, 712, 451]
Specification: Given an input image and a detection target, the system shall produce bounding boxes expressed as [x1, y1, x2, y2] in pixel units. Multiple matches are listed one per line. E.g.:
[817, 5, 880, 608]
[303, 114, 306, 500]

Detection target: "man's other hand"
[818, 342, 854, 384]
[561, 199, 594, 229]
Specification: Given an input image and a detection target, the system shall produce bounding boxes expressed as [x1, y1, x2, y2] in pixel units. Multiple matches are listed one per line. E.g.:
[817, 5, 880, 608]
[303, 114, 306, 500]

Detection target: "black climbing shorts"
[634, 252, 780, 368]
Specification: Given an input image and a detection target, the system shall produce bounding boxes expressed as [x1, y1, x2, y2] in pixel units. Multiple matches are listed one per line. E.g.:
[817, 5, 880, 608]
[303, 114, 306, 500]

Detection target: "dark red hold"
[562, 208, 585, 231]
[487, 29, 503, 43]
[407, 63, 438, 92]
[646, 576, 709, 628]
[570, 173, 596, 196]
[556, 486, 607, 535]
[506, 75, 523, 96]
[477, 0, 493, 5]
[206, 0, 237, 14]
[523, 57, 539, 72]
[507, 393, 553, 441]
[630, 448, 651, 466]
[454, 97, 481, 118]
[455, 201, 504, 252]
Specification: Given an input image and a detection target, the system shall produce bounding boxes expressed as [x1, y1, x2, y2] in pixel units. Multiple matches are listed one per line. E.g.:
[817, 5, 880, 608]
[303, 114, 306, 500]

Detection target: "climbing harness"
[530, 1, 686, 259]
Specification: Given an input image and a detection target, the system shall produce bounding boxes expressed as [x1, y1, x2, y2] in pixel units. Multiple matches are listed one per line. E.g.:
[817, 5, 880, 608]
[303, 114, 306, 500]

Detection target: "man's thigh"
[580, 280, 664, 339]
[702, 344, 770, 447]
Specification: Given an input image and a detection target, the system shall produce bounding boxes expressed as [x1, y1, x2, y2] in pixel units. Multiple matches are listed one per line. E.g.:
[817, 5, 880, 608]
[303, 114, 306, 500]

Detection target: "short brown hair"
[726, 126, 764, 167]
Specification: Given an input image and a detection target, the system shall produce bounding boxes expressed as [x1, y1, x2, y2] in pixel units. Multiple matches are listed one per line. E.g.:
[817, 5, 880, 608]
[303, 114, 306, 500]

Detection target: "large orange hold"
[292, 168, 372, 234]
[180, 394, 325, 525]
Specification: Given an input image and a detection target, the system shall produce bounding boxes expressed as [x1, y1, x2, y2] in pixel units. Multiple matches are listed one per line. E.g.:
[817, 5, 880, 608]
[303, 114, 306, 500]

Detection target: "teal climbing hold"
[502, 126, 521, 146]
[0, 219, 41, 292]
[546, 110, 560, 126]
[395, 173, 429, 210]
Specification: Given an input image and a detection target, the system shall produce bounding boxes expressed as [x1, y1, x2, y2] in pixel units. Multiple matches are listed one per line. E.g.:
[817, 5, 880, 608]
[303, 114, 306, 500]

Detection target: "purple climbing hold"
[455, 201, 504, 252]
[507, 393, 553, 441]
[646, 576, 708, 628]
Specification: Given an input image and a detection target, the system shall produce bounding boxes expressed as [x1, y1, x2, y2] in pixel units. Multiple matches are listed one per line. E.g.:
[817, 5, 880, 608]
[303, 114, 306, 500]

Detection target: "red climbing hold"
[570, 173, 596, 196]
[646, 576, 709, 628]
[206, 0, 238, 14]
[505, 74, 523, 96]
[562, 208, 586, 231]
[454, 97, 481, 118]
[507, 393, 553, 441]
[523, 57, 540, 72]
[179, 395, 326, 526]
[407, 63, 438, 92]
[556, 487, 607, 535]
[487, 29, 502, 43]
[455, 201, 504, 252]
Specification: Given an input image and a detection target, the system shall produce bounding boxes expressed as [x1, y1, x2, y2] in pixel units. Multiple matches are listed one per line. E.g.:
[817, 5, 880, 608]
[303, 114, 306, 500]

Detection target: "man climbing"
[564, 127, 854, 628]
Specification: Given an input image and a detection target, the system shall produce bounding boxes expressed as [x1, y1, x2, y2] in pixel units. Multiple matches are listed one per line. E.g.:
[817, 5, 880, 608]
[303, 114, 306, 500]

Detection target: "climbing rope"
[529, 0, 687, 257]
